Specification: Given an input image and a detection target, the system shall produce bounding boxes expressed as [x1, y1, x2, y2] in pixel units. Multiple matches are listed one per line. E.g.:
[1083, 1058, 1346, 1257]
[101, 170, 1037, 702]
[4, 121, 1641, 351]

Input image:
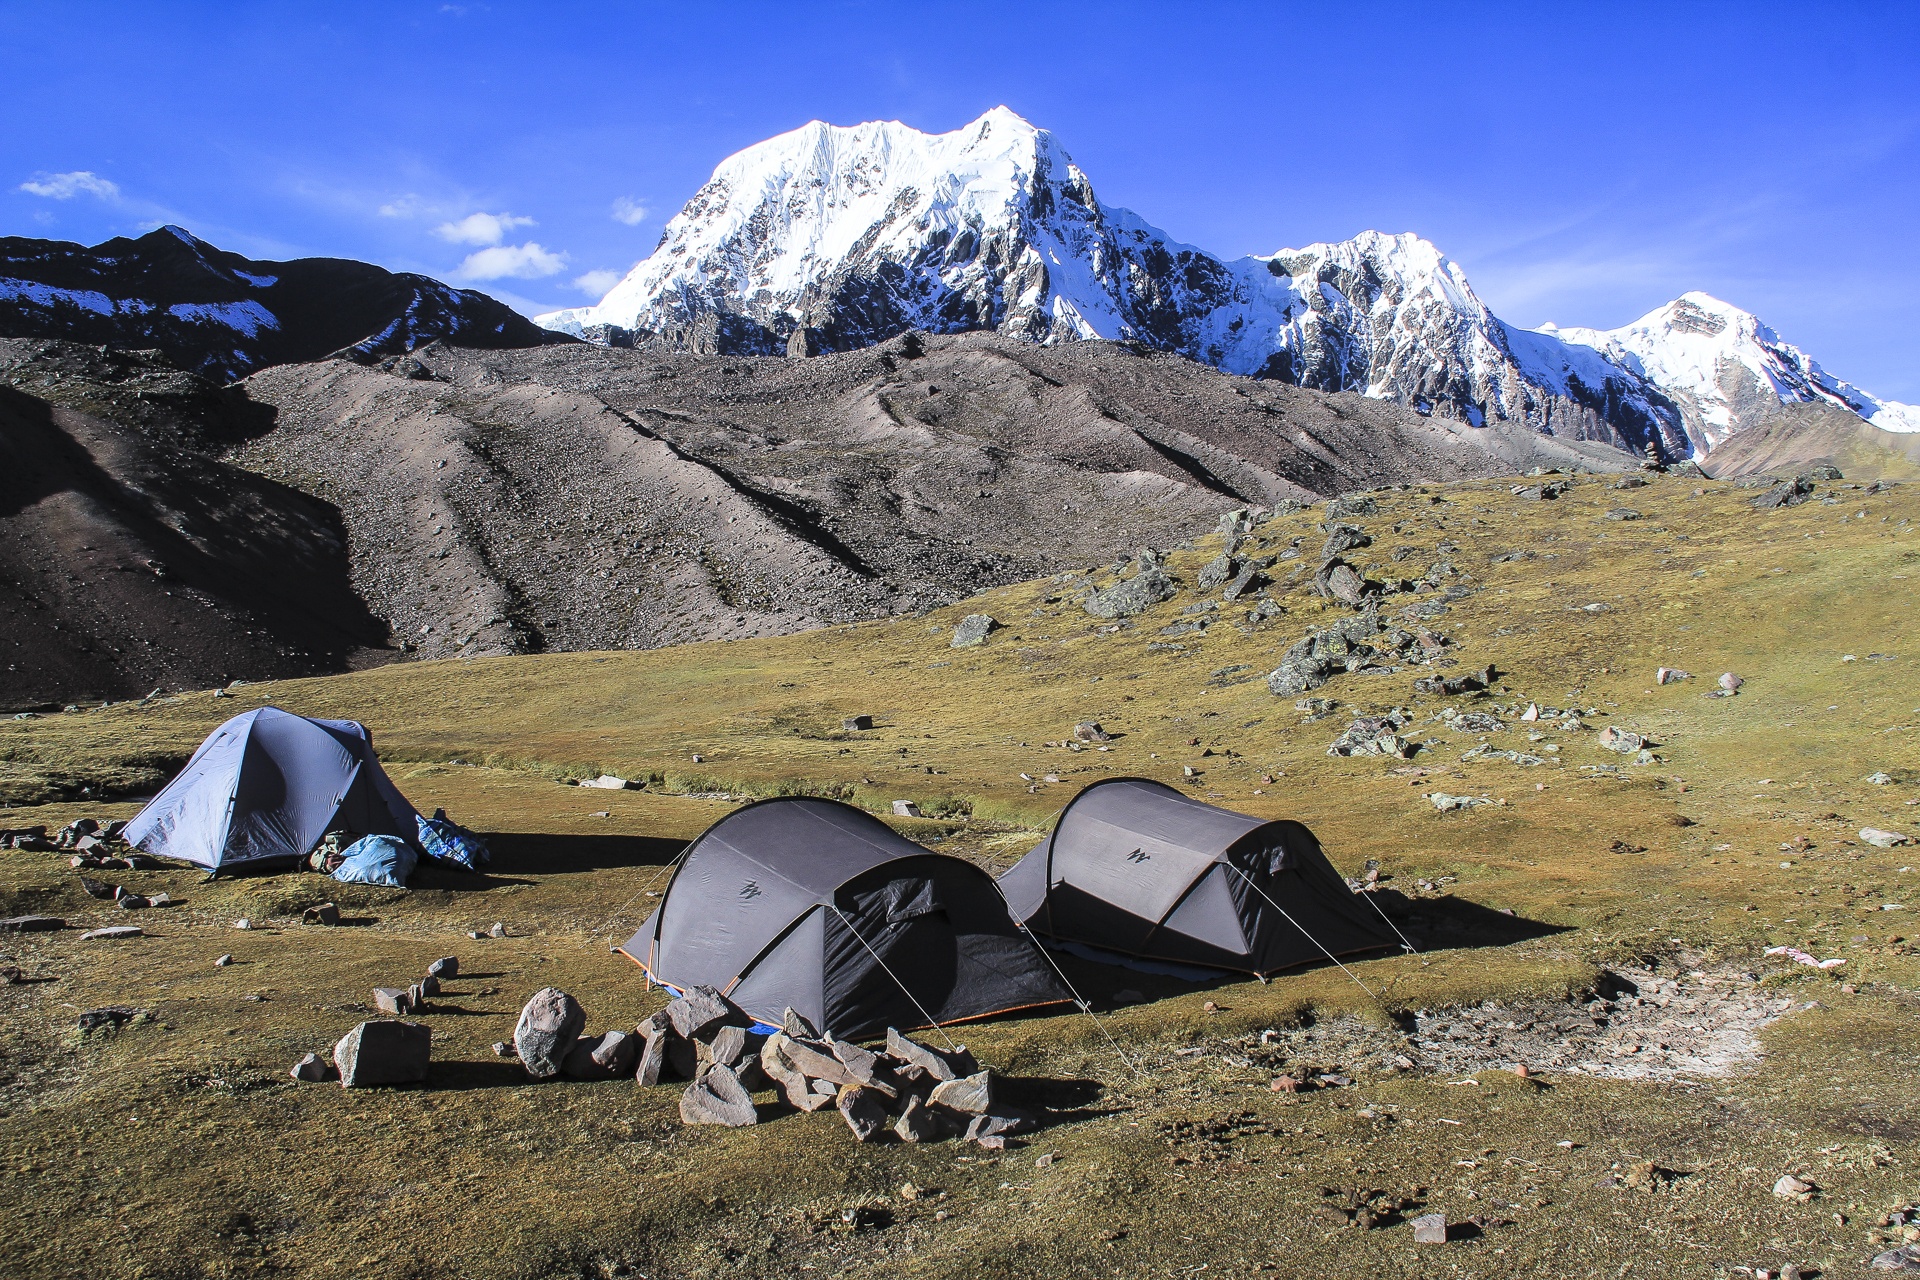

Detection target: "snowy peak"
[1549, 292, 1919, 446]
[542, 110, 1908, 460]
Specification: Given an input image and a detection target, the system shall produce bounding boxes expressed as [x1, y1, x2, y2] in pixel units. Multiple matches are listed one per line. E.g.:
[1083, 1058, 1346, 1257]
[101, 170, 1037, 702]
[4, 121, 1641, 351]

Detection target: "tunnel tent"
[619, 796, 1072, 1040]
[997, 776, 1399, 976]
[124, 706, 420, 872]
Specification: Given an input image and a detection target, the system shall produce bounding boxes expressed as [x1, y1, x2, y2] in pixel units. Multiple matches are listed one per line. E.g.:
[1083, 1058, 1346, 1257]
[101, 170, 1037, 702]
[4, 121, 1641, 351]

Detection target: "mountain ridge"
[541, 109, 1913, 462]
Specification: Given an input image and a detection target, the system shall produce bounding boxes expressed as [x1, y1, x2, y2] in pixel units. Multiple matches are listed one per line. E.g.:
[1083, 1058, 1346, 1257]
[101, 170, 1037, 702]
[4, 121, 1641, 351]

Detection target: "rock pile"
[1267, 611, 1451, 696]
[512, 985, 1036, 1146]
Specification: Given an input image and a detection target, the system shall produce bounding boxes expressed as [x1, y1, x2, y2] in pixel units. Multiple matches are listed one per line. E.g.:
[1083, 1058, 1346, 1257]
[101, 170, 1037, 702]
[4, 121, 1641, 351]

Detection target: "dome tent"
[997, 777, 1397, 975]
[125, 707, 419, 872]
[619, 797, 1071, 1040]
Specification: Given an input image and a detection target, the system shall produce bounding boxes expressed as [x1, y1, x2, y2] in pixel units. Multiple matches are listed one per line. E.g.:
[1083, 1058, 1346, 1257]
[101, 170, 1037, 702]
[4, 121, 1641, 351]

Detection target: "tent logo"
[738, 880, 762, 900]
[1125, 849, 1151, 863]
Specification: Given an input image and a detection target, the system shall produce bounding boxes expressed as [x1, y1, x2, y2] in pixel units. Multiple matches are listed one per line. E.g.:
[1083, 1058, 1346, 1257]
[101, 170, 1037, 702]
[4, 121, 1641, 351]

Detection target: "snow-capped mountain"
[543, 108, 1903, 461]
[0, 225, 560, 381]
[1545, 292, 1919, 452]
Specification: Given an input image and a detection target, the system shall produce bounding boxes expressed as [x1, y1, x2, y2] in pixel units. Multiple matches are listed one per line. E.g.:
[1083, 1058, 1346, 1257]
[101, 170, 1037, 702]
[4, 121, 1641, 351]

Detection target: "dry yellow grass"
[2, 471, 1917, 1278]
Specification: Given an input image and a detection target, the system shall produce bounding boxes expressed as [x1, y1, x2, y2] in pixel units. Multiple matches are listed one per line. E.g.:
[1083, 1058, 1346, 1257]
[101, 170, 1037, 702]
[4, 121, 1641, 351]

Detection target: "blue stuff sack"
[416, 808, 490, 871]
[332, 834, 418, 888]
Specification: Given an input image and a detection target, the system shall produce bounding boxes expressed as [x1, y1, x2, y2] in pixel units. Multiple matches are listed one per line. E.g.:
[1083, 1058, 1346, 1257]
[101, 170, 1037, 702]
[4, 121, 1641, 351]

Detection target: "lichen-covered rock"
[950, 613, 998, 648]
[1196, 554, 1236, 591]
[1083, 567, 1176, 619]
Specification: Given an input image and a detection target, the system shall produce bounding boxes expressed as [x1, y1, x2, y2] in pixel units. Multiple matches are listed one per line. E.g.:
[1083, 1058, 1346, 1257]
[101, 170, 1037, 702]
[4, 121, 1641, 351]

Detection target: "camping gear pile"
[511, 982, 1034, 1146]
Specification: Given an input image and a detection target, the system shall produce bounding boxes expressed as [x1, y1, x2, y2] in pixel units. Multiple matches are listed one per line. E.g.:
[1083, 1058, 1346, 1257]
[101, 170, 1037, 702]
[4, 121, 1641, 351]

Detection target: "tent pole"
[828, 906, 960, 1051]
[1225, 865, 1387, 1006]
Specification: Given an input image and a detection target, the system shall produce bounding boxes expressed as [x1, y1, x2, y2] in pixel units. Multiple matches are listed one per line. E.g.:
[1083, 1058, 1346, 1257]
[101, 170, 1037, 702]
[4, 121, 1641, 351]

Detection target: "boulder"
[1071, 721, 1111, 743]
[578, 775, 635, 790]
[782, 1007, 819, 1039]
[427, 957, 458, 979]
[929, 1069, 993, 1115]
[1319, 561, 1369, 606]
[891, 800, 923, 818]
[1412, 1212, 1448, 1244]
[419, 974, 441, 998]
[333, 1020, 431, 1088]
[1751, 477, 1815, 509]
[302, 903, 340, 926]
[1082, 568, 1177, 619]
[1861, 828, 1912, 849]
[762, 1034, 834, 1111]
[950, 614, 998, 648]
[837, 1085, 891, 1142]
[894, 1093, 939, 1142]
[680, 1064, 758, 1127]
[1196, 554, 1236, 591]
[372, 988, 412, 1015]
[842, 715, 874, 731]
[634, 1028, 668, 1087]
[514, 987, 586, 1078]
[665, 985, 739, 1041]
[702, 1024, 749, 1069]
[887, 1028, 969, 1082]
[290, 1052, 331, 1082]
[1321, 523, 1370, 558]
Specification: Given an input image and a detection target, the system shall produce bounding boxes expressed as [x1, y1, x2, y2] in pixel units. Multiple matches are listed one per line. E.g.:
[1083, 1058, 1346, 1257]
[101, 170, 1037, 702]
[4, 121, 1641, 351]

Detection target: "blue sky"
[3, 1, 1916, 398]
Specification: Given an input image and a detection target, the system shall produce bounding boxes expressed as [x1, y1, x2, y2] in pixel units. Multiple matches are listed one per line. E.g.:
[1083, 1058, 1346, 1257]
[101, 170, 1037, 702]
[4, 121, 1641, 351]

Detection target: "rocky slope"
[0, 339, 389, 708]
[542, 109, 1911, 467]
[0, 226, 564, 382]
[233, 331, 1636, 664]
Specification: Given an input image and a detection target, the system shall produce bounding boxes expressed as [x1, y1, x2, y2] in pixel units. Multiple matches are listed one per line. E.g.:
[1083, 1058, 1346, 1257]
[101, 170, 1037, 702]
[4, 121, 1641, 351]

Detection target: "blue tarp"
[416, 809, 490, 871]
[333, 834, 418, 888]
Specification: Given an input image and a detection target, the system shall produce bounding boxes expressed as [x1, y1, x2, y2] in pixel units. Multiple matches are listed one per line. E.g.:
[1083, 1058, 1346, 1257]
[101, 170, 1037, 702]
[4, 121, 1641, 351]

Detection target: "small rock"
[951, 614, 998, 648]
[1655, 667, 1690, 684]
[514, 987, 587, 1078]
[681, 1064, 758, 1126]
[302, 903, 341, 927]
[115, 894, 151, 910]
[887, 1027, 966, 1082]
[578, 774, 635, 790]
[1718, 672, 1743, 692]
[334, 1020, 431, 1088]
[1862, 828, 1912, 848]
[1035, 1152, 1057, 1169]
[842, 715, 874, 731]
[79, 925, 142, 940]
[489, 922, 506, 937]
[760, 1033, 829, 1110]
[892, 800, 923, 818]
[1411, 1212, 1448, 1244]
[1772, 1174, 1816, 1201]
[290, 1052, 330, 1082]
[468, 930, 484, 939]
[427, 956, 458, 979]
[1072, 721, 1111, 743]
[214, 954, 233, 967]
[234, 919, 253, 930]
[373, 987, 412, 1016]
[1270, 1075, 1301, 1093]
[491, 1041, 514, 1057]
[1867, 772, 1895, 785]
[965, 1105, 1036, 1142]
[838, 1085, 891, 1141]
[782, 1007, 819, 1039]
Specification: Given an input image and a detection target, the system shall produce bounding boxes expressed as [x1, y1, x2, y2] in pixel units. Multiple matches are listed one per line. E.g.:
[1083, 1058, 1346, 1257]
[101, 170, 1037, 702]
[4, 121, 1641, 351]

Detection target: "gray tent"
[998, 777, 1396, 975]
[619, 797, 1071, 1039]
[125, 707, 418, 871]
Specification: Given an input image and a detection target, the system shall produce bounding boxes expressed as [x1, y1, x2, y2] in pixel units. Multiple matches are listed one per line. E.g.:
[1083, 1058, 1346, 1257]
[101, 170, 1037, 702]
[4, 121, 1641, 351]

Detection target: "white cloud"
[19, 170, 120, 201]
[455, 241, 568, 280]
[572, 269, 623, 297]
[435, 211, 536, 246]
[378, 193, 432, 218]
[611, 196, 649, 226]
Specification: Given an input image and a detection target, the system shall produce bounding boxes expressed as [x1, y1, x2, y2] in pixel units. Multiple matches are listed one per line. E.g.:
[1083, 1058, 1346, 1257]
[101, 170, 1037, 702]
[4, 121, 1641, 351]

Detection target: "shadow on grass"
[478, 832, 687, 876]
[1382, 891, 1572, 952]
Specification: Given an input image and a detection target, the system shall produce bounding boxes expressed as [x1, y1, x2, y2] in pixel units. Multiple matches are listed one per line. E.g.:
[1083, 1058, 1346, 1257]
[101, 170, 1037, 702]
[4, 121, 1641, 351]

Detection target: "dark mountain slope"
[0, 226, 565, 382]
[0, 340, 390, 709]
